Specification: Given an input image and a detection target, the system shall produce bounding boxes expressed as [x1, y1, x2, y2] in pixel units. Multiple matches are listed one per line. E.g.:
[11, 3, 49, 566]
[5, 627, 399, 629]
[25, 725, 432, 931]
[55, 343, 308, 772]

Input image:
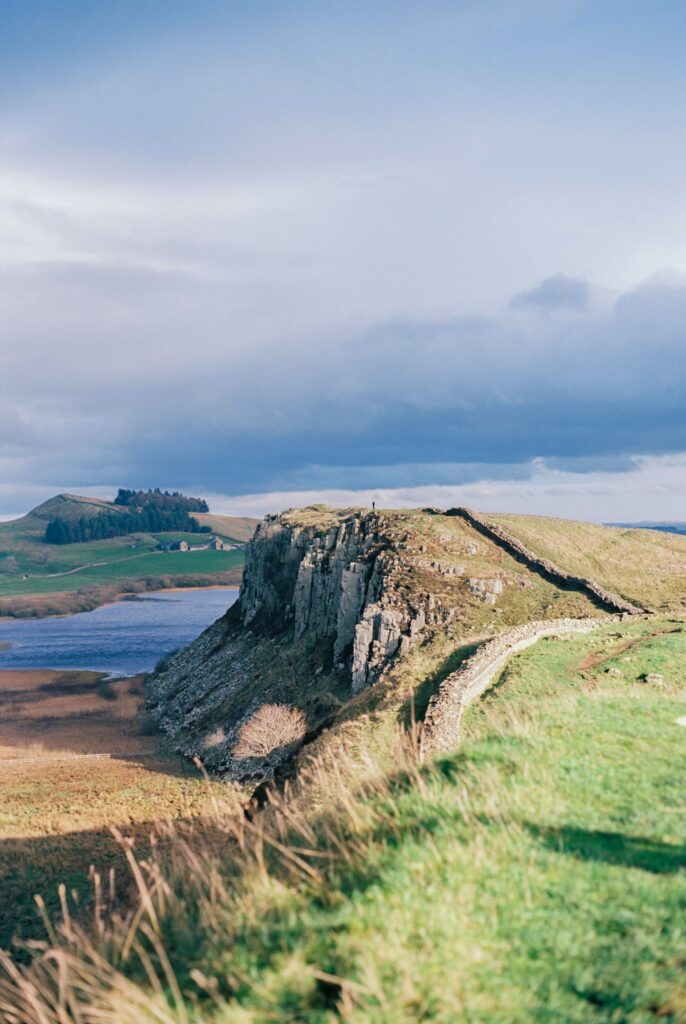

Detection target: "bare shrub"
[96, 681, 118, 702]
[233, 703, 307, 759]
[202, 726, 227, 750]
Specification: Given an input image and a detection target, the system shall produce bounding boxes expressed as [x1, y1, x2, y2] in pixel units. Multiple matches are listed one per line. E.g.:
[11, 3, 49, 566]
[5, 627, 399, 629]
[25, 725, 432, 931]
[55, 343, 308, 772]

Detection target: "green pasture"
[0, 517, 244, 599]
[177, 619, 686, 1021]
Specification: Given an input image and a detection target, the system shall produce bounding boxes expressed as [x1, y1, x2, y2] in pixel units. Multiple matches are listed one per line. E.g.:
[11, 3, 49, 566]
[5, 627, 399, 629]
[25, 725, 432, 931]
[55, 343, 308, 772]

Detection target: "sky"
[2, 0, 686, 521]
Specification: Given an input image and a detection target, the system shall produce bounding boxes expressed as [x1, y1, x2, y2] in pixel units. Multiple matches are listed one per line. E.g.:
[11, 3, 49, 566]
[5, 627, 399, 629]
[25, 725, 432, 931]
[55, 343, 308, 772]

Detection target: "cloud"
[3, 261, 686, 512]
[2, 3, 686, 519]
[510, 273, 590, 311]
[179, 451, 686, 523]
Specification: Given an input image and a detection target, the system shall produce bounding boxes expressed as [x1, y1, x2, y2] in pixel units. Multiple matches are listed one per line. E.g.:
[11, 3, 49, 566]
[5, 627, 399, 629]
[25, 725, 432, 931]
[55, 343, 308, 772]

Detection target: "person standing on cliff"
[372, 500, 376, 511]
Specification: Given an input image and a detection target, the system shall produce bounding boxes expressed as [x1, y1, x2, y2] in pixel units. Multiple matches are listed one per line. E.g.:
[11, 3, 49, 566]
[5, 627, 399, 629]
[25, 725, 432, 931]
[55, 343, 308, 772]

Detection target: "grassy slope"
[4, 619, 685, 1022]
[0, 669, 233, 951]
[192, 513, 258, 542]
[164, 620, 686, 1021]
[488, 512, 686, 613]
[0, 500, 256, 612]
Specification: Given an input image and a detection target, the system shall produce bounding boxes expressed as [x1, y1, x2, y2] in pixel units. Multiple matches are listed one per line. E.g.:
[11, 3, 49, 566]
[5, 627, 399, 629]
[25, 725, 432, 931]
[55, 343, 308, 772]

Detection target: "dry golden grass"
[0, 725, 425, 1024]
[0, 669, 237, 952]
[489, 512, 686, 611]
[1, 622, 686, 1022]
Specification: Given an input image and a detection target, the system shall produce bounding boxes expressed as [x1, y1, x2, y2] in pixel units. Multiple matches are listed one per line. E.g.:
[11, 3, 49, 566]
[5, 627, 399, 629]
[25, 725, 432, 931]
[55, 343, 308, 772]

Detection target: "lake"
[0, 587, 239, 676]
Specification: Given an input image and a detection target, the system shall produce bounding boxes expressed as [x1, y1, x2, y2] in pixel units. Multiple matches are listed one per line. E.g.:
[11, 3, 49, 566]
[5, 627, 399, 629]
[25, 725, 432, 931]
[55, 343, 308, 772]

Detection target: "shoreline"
[0, 588, 239, 675]
[0, 572, 242, 621]
[0, 667, 147, 761]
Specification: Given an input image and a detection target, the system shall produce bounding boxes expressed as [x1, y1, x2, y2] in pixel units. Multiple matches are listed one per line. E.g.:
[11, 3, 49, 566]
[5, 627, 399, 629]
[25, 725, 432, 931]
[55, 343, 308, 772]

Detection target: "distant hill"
[28, 493, 129, 522]
[0, 492, 258, 617]
[607, 521, 686, 536]
[24, 493, 258, 546]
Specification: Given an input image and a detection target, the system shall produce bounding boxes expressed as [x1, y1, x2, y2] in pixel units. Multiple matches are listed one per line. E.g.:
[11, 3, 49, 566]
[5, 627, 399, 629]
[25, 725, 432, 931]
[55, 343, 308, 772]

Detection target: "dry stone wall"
[446, 507, 644, 615]
[420, 617, 602, 757]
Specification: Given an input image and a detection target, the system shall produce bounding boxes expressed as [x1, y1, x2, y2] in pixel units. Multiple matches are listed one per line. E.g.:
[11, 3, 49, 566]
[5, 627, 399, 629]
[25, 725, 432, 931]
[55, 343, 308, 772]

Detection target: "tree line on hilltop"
[45, 489, 211, 545]
[113, 488, 209, 513]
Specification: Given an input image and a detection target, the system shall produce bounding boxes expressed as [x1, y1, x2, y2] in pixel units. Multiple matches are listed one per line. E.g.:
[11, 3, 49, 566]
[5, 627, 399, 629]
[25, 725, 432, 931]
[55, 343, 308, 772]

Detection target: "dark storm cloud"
[3, 259, 685, 498]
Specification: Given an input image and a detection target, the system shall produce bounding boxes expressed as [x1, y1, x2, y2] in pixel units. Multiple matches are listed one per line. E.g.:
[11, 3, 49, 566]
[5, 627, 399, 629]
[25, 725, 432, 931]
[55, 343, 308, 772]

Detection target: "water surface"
[0, 587, 238, 676]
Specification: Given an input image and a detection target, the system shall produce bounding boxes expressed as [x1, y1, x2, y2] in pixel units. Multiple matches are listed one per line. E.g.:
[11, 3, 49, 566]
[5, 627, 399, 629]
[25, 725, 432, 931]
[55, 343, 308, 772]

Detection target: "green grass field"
[4, 618, 685, 1022]
[0, 499, 254, 612]
[0, 543, 243, 597]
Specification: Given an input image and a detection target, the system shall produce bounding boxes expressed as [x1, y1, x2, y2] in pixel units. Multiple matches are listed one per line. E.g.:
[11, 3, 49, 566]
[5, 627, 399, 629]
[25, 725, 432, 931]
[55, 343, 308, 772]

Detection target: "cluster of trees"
[114, 488, 209, 513]
[45, 489, 212, 545]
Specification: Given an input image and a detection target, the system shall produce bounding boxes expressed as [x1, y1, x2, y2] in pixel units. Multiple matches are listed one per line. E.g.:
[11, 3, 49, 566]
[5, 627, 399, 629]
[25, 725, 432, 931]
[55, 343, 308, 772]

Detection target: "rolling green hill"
[28, 493, 130, 522]
[0, 493, 258, 617]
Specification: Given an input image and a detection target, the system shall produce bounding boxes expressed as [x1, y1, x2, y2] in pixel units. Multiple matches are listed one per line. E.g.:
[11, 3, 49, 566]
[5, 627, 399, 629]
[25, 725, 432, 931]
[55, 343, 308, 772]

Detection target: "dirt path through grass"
[575, 627, 680, 674]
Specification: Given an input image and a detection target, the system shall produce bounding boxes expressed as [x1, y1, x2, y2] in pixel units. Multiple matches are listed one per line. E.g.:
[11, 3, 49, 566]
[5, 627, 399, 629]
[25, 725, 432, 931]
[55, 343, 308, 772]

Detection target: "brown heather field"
[0, 668, 235, 952]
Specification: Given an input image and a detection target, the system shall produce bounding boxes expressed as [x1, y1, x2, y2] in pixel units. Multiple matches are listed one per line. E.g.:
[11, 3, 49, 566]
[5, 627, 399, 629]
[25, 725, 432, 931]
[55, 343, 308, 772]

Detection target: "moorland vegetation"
[1, 507, 685, 1022]
[1, 619, 685, 1022]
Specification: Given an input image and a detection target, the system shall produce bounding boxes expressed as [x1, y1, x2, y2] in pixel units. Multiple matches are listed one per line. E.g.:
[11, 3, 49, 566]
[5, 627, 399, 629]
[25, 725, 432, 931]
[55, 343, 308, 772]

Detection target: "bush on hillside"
[233, 703, 307, 759]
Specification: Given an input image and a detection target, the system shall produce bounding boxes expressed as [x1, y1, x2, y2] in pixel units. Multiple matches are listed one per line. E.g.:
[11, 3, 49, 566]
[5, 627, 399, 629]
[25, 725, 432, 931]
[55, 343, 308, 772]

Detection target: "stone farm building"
[158, 536, 234, 552]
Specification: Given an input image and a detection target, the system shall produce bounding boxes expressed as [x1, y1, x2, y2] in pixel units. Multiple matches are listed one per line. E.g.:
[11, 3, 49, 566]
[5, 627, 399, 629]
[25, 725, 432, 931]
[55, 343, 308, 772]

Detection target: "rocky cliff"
[145, 505, 603, 781]
[238, 509, 424, 691]
[146, 508, 431, 779]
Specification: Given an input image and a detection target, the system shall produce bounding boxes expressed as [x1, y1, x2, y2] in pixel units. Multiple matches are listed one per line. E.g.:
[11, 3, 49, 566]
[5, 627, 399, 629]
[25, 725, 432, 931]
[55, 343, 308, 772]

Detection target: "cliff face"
[146, 508, 428, 778]
[145, 505, 602, 780]
[234, 509, 426, 690]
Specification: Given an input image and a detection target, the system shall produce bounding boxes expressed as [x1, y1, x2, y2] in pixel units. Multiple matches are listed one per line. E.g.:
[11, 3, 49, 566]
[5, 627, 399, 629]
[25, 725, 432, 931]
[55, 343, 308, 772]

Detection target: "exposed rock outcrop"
[240, 511, 420, 690]
[467, 577, 504, 605]
[146, 509, 441, 778]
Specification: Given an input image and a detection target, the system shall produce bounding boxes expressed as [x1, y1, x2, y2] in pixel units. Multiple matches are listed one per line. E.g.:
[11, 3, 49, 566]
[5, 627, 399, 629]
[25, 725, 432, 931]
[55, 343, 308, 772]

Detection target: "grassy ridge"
[489, 512, 686, 613]
[3, 619, 685, 1021]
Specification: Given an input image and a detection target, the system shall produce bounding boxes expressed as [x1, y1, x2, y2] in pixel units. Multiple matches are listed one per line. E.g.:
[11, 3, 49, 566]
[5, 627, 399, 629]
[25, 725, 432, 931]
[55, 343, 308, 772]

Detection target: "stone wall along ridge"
[420, 617, 602, 758]
[446, 507, 645, 616]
